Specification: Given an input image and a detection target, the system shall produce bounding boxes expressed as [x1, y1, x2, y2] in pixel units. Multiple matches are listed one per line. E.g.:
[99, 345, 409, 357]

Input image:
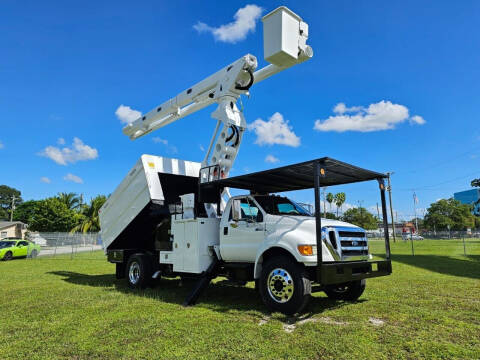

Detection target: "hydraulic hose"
[235, 68, 254, 91]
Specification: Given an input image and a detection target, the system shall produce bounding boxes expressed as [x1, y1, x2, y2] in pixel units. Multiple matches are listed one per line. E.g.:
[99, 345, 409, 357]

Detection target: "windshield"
[0, 241, 15, 248]
[254, 196, 312, 216]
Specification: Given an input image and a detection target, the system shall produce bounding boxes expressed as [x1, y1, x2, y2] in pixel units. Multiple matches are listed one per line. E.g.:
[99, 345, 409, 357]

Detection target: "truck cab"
[220, 194, 370, 265]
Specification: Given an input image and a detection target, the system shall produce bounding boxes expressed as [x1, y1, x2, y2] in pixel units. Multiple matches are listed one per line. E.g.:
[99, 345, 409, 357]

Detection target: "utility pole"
[413, 191, 419, 234]
[10, 195, 17, 222]
[358, 200, 364, 227]
[323, 187, 327, 218]
[386, 172, 396, 242]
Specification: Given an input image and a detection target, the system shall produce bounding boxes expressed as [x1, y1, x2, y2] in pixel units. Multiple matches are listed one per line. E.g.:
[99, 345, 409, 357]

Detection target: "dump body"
[99, 155, 201, 252]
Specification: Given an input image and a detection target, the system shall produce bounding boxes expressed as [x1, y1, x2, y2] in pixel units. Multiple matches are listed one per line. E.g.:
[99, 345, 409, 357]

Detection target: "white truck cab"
[220, 194, 370, 269]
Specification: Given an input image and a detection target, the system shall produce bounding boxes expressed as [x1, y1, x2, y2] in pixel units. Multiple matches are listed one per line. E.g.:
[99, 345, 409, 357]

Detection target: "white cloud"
[39, 137, 98, 166]
[152, 137, 177, 154]
[40, 177, 51, 184]
[115, 104, 142, 124]
[265, 154, 279, 163]
[63, 173, 83, 184]
[152, 137, 168, 145]
[248, 112, 300, 147]
[57, 137, 65, 145]
[410, 115, 426, 125]
[199, 144, 205, 152]
[314, 101, 426, 133]
[193, 4, 263, 43]
[0, 141, 4, 149]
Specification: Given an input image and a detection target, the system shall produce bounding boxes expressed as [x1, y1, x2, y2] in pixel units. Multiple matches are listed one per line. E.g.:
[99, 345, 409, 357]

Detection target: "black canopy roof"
[200, 157, 387, 194]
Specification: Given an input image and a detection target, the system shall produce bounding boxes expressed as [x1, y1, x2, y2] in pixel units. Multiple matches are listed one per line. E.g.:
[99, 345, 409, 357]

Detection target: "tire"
[125, 253, 153, 289]
[324, 279, 366, 301]
[3, 251, 13, 261]
[29, 250, 38, 258]
[259, 255, 311, 315]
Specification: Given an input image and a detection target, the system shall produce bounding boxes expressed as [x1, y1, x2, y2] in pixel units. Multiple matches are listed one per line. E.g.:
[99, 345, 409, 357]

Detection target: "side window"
[19, 241, 28, 246]
[231, 198, 264, 222]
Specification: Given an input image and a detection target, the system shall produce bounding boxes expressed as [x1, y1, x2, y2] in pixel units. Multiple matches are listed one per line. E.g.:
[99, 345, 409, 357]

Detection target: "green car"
[0, 239, 41, 260]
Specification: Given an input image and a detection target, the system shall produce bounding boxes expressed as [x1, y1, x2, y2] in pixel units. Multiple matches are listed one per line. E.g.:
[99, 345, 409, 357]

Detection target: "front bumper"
[316, 259, 392, 285]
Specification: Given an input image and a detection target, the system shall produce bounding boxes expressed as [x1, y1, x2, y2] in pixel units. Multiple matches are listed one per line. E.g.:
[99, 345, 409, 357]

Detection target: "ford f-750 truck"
[100, 155, 392, 314]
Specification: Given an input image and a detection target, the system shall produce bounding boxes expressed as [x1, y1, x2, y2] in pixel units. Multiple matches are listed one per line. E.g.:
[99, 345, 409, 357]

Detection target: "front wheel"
[324, 279, 366, 301]
[259, 255, 311, 315]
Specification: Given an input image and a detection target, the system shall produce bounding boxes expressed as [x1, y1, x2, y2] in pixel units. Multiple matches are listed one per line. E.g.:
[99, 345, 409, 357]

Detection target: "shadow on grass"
[48, 271, 352, 317]
[392, 254, 480, 279]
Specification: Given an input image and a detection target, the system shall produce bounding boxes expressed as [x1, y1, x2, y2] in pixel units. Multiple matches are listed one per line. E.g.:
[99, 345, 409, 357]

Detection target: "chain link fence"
[27, 232, 103, 259]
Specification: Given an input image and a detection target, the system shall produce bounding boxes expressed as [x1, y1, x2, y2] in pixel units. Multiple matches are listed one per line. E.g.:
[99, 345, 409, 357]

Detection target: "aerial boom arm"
[120, 6, 313, 217]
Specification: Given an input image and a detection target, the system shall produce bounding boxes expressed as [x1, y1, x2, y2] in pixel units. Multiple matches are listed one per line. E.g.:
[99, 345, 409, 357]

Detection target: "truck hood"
[264, 215, 365, 262]
[266, 215, 362, 232]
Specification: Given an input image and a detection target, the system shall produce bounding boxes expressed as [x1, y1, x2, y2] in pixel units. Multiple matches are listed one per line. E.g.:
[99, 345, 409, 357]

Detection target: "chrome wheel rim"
[129, 262, 141, 285]
[267, 268, 294, 303]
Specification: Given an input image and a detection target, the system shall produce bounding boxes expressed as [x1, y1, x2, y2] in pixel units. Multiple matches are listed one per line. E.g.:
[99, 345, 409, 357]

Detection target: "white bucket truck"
[100, 7, 392, 314]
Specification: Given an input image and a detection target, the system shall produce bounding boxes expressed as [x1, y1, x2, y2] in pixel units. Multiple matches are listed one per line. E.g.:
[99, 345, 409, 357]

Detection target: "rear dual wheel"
[126, 254, 153, 289]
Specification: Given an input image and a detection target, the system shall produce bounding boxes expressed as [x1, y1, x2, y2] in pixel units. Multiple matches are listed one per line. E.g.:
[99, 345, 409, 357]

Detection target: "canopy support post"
[378, 178, 391, 260]
[314, 161, 323, 268]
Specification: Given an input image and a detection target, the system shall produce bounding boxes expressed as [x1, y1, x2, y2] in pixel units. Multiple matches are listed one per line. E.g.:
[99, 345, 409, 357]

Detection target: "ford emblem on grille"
[352, 240, 358, 246]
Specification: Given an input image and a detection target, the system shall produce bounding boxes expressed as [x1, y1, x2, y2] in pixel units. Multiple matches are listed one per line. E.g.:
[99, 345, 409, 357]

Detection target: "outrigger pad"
[183, 258, 220, 307]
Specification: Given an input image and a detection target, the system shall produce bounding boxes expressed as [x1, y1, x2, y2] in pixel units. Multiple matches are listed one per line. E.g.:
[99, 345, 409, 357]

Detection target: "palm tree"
[71, 195, 107, 233]
[57, 192, 80, 210]
[326, 192, 334, 212]
[334, 192, 346, 217]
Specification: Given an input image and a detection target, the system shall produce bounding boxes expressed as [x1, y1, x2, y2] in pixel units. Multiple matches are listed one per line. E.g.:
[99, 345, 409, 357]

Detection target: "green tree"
[326, 192, 334, 212]
[13, 198, 81, 232]
[57, 192, 81, 210]
[325, 212, 337, 220]
[475, 216, 480, 229]
[424, 198, 475, 231]
[342, 207, 378, 230]
[334, 192, 346, 217]
[0, 185, 23, 220]
[71, 195, 107, 233]
[471, 178, 480, 187]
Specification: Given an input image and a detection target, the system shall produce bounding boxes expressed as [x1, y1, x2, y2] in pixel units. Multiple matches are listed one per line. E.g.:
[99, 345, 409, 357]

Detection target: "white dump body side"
[99, 155, 201, 251]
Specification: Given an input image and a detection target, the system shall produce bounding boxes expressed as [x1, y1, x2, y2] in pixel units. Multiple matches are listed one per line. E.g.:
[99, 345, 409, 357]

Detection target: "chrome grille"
[337, 228, 368, 259]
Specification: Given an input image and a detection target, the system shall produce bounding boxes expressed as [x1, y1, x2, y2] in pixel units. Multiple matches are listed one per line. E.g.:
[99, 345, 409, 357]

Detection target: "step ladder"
[183, 258, 220, 306]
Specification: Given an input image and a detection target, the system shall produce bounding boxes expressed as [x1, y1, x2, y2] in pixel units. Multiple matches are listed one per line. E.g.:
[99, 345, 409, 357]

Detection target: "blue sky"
[1, 0, 479, 220]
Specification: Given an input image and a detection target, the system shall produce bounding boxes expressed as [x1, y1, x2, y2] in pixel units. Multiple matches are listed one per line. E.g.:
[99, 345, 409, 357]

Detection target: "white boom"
[121, 6, 313, 217]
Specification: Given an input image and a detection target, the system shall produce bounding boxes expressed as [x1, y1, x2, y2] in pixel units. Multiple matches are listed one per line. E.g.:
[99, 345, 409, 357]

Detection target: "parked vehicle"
[0, 239, 41, 260]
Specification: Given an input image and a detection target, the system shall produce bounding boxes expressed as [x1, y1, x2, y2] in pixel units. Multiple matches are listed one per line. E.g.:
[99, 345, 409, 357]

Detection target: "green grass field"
[1, 239, 479, 360]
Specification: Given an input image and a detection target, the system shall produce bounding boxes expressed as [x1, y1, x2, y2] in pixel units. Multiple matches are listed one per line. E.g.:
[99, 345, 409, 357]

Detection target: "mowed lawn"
[1, 240, 479, 360]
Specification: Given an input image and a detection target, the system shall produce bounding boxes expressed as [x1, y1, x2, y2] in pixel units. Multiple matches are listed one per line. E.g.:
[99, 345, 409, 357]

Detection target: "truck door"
[220, 197, 265, 262]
